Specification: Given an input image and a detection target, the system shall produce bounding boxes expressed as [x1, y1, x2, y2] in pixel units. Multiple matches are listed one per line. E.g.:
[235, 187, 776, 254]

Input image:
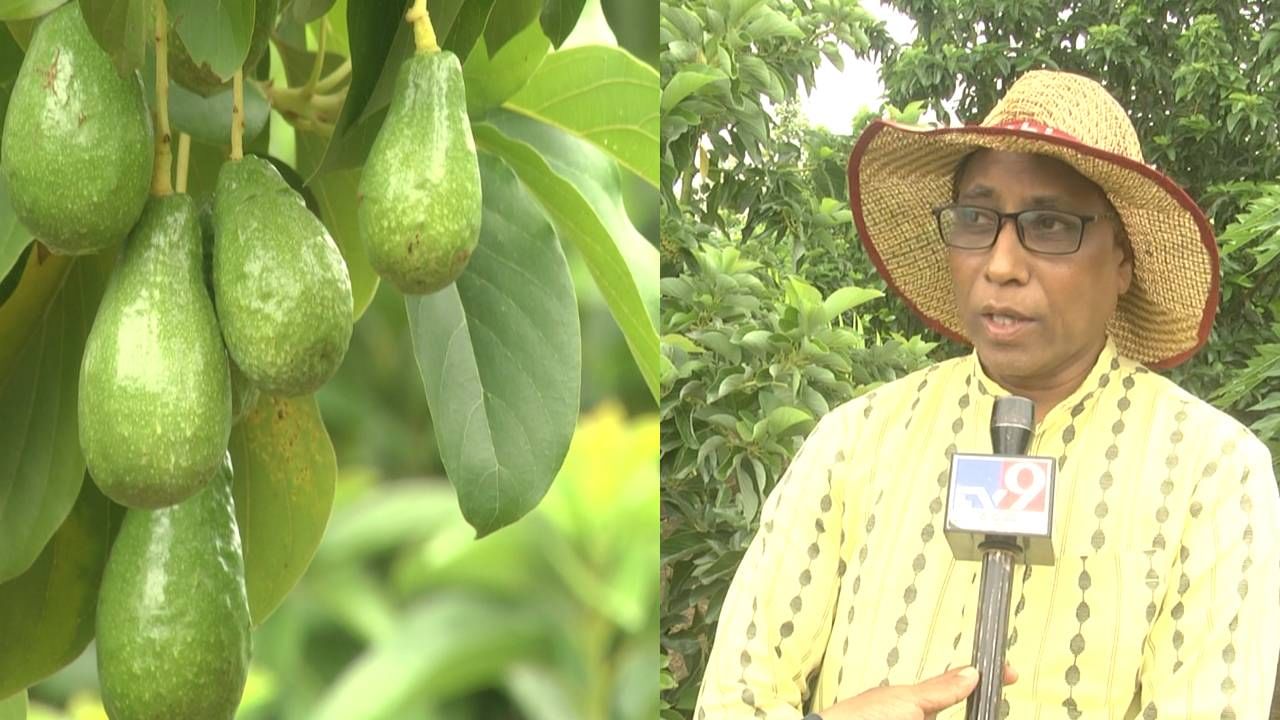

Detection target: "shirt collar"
[966, 337, 1120, 429]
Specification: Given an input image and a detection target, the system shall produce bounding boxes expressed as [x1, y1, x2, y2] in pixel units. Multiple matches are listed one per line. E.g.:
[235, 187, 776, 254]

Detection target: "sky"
[799, 1, 918, 133]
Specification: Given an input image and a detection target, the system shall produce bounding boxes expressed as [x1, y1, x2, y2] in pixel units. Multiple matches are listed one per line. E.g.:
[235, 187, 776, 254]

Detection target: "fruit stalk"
[175, 132, 191, 193]
[151, 0, 173, 196]
[231, 68, 245, 160]
[406, 0, 439, 54]
[306, 20, 328, 92]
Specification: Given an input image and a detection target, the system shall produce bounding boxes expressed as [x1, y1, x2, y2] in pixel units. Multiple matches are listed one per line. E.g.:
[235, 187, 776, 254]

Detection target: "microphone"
[942, 395, 1057, 720]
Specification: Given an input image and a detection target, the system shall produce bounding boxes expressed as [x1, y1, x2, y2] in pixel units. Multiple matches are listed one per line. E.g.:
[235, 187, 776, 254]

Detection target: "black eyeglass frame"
[931, 204, 1120, 256]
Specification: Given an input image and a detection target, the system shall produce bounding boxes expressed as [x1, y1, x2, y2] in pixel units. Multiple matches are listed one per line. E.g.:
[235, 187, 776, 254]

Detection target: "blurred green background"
[23, 1, 658, 718]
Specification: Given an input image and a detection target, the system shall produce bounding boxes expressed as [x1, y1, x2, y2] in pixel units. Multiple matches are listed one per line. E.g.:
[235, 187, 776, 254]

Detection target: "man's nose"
[983, 217, 1031, 284]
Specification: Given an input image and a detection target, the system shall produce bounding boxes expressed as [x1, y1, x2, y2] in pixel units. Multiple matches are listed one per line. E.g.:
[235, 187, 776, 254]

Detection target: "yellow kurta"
[696, 341, 1280, 719]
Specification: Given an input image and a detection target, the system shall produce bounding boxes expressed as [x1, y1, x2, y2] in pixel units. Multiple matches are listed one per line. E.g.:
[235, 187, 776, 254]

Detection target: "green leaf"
[480, 0, 538, 58]
[168, 0, 254, 80]
[766, 405, 813, 438]
[661, 67, 728, 112]
[0, 0, 63, 21]
[742, 5, 802, 40]
[505, 45, 659, 186]
[0, 474, 121, 698]
[312, 595, 545, 720]
[308, 167, 379, 320]
[79, 0, 153, 75]
[405, 153, 580, 537]
[0, 177, 31, 286]
[822, 286, 882, 322]
[229, 393, 337, 626]
[0, 255, 111, 582]
[462, 18, 550, 117]
[473, 118, 658, 400]
[539, 0, 584, 48]
[168, 74, 269, 146]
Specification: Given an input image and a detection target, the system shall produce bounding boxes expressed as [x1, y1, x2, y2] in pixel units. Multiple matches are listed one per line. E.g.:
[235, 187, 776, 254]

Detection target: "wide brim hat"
[847, 70, 1218, 368]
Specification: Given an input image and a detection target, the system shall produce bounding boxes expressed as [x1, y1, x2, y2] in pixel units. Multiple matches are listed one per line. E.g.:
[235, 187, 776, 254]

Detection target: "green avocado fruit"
[213, 156, 353, 396]
[0, 2, 153, 255]
[96, 453, 251, 720]
[79, 194, 232, 509]
[358, 50, 481, 295]
[169, 0, 280, 96]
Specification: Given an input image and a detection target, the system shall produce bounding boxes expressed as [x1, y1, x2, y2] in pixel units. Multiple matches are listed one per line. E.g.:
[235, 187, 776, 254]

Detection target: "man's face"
[946, 150, 1133, 389]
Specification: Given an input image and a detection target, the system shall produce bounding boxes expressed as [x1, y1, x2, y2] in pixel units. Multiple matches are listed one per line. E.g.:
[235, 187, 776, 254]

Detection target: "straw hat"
[847, 70, 1218, 368]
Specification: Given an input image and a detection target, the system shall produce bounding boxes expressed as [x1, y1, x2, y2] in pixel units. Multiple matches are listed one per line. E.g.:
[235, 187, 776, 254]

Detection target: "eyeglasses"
[932, 204, 1118, 255]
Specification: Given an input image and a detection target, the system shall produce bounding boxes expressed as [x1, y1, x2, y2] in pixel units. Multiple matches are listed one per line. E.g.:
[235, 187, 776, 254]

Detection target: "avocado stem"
[304, 19, 328, 96]
[313, 58, 350, 94]
[151, 0, 174, 196]
[231, 68, 244, 160]
[175, 132, 191, 193]
[406, 0, 439, 54]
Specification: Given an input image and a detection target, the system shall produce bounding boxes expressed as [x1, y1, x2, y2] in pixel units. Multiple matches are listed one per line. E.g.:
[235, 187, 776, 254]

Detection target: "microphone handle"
[966, 538, 1020, 720]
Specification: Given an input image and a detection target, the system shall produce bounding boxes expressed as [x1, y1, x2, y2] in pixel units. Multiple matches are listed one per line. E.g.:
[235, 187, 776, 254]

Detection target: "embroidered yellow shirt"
[696, 341, 1280, 719]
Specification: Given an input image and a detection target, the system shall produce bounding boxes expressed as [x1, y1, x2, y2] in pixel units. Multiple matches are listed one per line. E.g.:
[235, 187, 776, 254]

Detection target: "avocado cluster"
[0, 4, 362, 718]
[3, 1, 491, 715]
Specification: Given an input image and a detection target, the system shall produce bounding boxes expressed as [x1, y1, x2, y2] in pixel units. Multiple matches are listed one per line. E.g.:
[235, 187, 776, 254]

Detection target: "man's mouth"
[979, 308, 1033, 339]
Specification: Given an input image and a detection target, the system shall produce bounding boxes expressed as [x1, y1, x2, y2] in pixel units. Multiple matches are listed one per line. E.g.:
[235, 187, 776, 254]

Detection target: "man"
[695, 70, 1279, 718]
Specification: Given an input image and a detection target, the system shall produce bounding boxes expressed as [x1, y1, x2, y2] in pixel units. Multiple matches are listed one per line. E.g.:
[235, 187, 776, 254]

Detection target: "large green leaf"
[473, 118, 658, 400]
[0, 474, 121, 698]
[405, 153, 580, 537]
[311, 594, 545, 720]
[505, 45, 659, 186]
[461, 17, 549, 117]
[0, 254, 111, 583]
[168, 0, 254, 80]
[78, 0, 153, 75]
[229, 392, 337, 625]
[0, 0, 64, 20]
[167, 74, 269, 146]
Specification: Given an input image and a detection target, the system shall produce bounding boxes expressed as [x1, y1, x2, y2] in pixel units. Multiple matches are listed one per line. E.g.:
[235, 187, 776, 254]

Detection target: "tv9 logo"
[946, 454, 1055, 537]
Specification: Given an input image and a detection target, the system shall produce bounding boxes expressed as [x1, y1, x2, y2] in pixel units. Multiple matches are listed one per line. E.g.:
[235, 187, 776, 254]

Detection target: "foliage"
[0, 0, 658, 713]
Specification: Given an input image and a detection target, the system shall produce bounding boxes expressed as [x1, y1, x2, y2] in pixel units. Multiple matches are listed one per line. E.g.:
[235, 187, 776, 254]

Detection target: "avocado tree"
[0, 0, 658, 715]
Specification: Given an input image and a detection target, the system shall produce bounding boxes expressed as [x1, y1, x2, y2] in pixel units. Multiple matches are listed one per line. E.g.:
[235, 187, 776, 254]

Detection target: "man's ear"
[1115, 227, 1134, 295]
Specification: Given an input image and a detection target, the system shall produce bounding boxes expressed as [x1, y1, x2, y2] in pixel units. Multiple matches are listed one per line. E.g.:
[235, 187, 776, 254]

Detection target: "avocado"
[212, 156, 353, 396]
[0, 2, 153, 254]
[79, 194, 232, 508]
[358, 50, 481, 295]
[96, 454, 251, 720]
[168, 0, 280, 96]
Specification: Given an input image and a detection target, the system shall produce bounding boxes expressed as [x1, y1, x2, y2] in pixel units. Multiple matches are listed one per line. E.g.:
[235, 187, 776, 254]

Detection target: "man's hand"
[816, 665, 1018, 720]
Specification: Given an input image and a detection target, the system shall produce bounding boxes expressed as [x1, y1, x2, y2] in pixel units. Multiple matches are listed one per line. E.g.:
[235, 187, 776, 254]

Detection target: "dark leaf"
[78, 0, 153, 75]
[538, 0, 583, 48]
[168, 0, 254, 80]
